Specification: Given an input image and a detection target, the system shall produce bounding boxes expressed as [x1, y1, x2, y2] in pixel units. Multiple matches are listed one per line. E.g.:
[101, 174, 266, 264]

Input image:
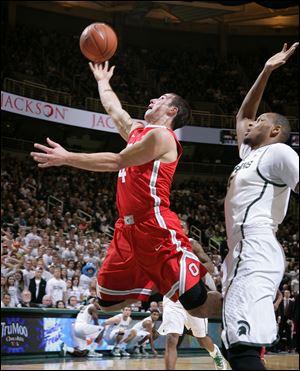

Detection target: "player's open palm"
[89, 60, 115, 82]
[265, 42, 299, 71]
[31, 138, 69, 168]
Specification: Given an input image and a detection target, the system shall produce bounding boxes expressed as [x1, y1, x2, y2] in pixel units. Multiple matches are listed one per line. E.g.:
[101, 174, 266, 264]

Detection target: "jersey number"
[118, 168, 126, 183]
[188, 263, 199, 277]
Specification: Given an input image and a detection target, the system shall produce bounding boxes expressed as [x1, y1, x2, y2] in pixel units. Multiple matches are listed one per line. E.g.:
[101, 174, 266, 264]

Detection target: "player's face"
[243, 113, 277, 147]
[144, 94, 175, 123]
[123, 307, 132, 317]
[151, 312, 160, 321]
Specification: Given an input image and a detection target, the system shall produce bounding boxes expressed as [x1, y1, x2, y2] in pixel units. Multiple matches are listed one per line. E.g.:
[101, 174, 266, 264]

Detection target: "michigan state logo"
[237, 320, 251, 336]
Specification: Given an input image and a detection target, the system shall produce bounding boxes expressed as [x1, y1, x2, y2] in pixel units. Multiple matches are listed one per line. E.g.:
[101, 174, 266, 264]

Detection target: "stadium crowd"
[1, 151, 298, 353]
[1, 23, 299, 355]
[2, 24, 298, 117]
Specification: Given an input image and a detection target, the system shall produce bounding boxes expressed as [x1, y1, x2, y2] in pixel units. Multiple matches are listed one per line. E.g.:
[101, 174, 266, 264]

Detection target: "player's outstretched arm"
[31, 129, 176, 171]
[89, 61, 143, 141]
[236, 42, 298, 149]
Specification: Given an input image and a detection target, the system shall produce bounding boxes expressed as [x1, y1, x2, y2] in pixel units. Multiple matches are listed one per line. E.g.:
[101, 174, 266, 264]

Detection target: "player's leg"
[179, 279, 222, 318]
[197, 336, 227, 370]
[97, 221, 153, 311]
[165, 333, 180, 370]
[227, 345, 266, 370]
[188, 315, 227, 370]
[74, 323, 104, 357]
[117, 329, 136, 356]
[134, 212, 222, 319]
[222, 236, 284, 370]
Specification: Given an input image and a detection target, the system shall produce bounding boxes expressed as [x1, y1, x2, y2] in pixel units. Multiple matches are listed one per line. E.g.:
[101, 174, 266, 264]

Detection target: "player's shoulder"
[144, 126, 176, 146]
[264, 143, 298, 160]
[266, 142, 294, 152]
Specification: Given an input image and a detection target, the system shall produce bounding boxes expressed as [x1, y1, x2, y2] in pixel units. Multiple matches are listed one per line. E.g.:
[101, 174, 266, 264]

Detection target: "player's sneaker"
[111, 347, 121, 356]
[139, 346, 149, 356]
[132, 346, 141, 356]
[120, 349, 130, 357]
[88, 350, 103, 358]
[212, 345, 227, 370]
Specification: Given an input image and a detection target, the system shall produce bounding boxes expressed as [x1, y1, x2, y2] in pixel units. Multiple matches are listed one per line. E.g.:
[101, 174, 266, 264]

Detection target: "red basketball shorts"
[97, 210, 207, 303]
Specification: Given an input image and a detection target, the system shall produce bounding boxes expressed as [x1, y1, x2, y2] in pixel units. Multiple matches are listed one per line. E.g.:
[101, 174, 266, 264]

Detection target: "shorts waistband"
[119, 208, 169, 225]
[227, 228, 276, 248]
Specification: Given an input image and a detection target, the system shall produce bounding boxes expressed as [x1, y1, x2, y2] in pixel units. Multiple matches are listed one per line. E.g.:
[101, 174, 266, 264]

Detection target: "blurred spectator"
[39, 294, 53, 308]
[278, 290, 295, 352]
[18, 289, 33, 308]
[46, 267, 67, 305]
[66, 295, 81, 310]
[56, 300, 66, 308]
[1, 293, 12, 308]
[28, 267, 47, 304]
[5, 275, 19, 307]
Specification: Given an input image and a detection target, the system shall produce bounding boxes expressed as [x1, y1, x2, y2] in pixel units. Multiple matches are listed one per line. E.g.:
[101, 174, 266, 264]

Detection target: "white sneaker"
[111, 347, 121, 356]
[88, 350, 103, 358]
[212, 345, 227, 370]
[120, 349, 130, 357]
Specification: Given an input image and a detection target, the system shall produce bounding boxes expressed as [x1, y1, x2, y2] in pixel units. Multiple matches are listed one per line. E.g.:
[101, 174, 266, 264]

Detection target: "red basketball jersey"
[116, 125, 182, 219]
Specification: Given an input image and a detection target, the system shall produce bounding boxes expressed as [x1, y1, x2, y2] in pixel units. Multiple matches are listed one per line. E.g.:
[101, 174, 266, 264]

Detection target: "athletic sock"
[209, 344, 218, 358]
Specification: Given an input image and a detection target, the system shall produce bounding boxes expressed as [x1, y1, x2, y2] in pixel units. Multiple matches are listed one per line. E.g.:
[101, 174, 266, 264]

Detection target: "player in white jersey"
[127, 309, 160, 356]
[158, 220, 227, 370]
[61, 297, 104, 358]
[222, 42, 299, 370]
[102, 306, 136, 356]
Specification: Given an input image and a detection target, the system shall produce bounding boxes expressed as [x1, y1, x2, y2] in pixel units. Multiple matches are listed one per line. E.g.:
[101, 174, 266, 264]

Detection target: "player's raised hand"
[265, 42, 299, 71]
[30, 138, 70, 168]
[89, 60, 115, 82]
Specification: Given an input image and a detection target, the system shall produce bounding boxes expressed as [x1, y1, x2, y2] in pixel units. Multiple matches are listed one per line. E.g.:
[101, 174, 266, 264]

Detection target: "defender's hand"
[265, 42, 299, 72]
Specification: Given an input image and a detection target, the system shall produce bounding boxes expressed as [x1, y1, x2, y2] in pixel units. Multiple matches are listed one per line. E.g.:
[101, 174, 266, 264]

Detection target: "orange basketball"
[79, 23, 118, 63]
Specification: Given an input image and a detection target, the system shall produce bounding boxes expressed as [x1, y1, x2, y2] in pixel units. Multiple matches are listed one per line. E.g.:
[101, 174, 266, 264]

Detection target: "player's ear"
[168, 106, 178, 118]
[270, 125, 281, 137]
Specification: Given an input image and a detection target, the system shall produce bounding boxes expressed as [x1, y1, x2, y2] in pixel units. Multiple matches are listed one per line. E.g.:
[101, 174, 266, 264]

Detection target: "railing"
[1, 137, 234, 176]
[104, 225, 115, 241]
[190, 225, 202, 244]
[4, 80, 298, 130]
[208, 237, 221, 253]
[3, 78, 72, 106]
[77, 209, 92, 223]
[47, 195, 63, 214]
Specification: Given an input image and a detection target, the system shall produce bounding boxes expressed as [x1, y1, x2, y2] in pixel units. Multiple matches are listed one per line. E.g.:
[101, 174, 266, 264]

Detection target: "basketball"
[79, 22, 118, 63]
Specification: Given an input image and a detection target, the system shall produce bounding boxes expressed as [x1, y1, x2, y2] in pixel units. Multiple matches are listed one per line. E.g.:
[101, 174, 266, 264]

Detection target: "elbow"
[106, 104, 114, 115]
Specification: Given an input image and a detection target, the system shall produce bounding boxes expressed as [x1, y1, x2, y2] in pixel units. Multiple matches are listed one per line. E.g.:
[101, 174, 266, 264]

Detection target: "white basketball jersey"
[115, 313, 131, 330]
[75, 304, 95, 324]
[225, 143, 299, 243]
[132, 315, 154, 332]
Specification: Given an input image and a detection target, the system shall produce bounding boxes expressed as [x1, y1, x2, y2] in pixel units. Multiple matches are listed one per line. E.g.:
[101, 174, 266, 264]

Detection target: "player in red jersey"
[30, 61, 222, 319]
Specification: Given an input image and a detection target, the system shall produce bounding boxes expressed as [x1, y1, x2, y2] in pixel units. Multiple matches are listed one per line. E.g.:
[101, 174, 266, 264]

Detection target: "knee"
[166, 333, 179, 348]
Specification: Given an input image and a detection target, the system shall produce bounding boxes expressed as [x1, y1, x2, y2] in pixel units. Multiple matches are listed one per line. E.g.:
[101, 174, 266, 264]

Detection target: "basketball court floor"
[1, 354, 299, 370]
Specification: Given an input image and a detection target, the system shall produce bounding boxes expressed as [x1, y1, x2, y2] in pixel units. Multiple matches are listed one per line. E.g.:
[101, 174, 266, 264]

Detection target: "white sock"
[89, 341, 98, 352]
[209, 344, 218, 358]
[66, 346, 74, 353]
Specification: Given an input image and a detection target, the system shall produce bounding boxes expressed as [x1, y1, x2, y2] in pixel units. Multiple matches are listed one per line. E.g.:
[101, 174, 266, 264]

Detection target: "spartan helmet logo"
[237, 320, 251, 336]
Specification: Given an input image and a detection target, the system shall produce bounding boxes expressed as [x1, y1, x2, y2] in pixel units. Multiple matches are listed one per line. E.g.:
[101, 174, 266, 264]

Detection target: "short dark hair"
[168, 93, 192, 130]
[150, 308, 160, 314]
[271, 113, 291, 143]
